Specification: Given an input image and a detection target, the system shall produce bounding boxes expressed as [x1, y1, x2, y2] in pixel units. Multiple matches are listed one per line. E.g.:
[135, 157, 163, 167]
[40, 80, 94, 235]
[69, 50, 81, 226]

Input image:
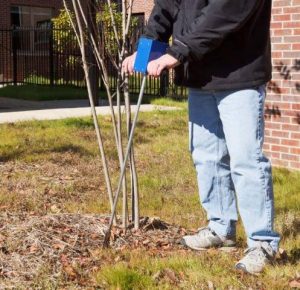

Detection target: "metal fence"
[0, 25, 186, 97]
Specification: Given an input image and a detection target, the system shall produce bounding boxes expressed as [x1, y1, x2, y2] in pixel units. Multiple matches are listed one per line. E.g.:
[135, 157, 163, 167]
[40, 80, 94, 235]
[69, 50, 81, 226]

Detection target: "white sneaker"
[235, 242, 275, 274]
[181, 227, 236, 251]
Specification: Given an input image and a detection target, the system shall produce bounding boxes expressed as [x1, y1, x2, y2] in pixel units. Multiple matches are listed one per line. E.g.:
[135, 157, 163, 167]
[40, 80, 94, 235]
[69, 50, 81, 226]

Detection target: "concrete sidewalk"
[0, 104, 179, 124]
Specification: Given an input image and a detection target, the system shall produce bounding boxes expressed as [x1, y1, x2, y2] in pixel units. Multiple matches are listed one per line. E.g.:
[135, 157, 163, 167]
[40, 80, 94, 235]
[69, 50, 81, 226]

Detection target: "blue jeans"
[188, 85, 280, 252]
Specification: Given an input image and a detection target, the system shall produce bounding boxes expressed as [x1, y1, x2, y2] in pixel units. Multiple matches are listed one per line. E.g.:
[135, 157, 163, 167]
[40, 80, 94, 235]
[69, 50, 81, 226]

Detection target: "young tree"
[62, 0, 140, 236]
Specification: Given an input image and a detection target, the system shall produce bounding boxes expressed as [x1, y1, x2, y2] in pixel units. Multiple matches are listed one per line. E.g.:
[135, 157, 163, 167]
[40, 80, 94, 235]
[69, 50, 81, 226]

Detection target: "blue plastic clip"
[133, 38, 169, 74]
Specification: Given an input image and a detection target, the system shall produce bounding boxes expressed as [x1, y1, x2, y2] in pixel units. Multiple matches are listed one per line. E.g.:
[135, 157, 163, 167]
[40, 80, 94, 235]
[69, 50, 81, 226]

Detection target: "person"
[122, 0, 280, 274]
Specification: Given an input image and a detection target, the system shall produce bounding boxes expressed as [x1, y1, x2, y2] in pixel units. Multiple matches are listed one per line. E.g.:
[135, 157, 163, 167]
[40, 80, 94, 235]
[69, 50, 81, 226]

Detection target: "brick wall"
[265, 0, 300, 170]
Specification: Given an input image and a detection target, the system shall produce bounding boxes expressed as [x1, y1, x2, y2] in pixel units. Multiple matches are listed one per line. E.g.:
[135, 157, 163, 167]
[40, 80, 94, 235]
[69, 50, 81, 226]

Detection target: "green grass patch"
[0, 84, 187, 104]
[96, 263, 153, 289]
[0, 84, 92, 101]
[93, 249, 299, 289]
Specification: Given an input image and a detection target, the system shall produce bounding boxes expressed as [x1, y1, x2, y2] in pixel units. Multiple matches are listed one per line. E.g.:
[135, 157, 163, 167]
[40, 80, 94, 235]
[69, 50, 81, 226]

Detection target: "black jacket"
[143, 0, 272, 91]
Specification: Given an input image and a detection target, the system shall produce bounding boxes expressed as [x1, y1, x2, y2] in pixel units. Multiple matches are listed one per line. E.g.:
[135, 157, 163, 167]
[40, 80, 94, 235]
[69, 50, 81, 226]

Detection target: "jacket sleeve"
[141, 0, 174, 43]
[166, 0, 261, 63]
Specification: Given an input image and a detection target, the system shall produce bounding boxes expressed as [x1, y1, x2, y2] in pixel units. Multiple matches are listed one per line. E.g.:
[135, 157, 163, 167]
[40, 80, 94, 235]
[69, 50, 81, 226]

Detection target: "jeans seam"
[215, 99, 224, 229]
[256, 87, 272, 233]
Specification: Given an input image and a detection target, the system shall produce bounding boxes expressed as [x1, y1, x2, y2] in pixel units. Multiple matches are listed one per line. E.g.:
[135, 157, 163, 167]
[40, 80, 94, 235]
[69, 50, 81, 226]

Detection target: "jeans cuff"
[247, 237, 279, 253]
[208, 220, 236, 238]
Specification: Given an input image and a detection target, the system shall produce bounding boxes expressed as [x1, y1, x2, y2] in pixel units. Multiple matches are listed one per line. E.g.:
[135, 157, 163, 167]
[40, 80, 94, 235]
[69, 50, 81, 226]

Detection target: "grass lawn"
[0, 84, 186, 104]
[0, 99, 299, 289]
[0, 84, 92, 101]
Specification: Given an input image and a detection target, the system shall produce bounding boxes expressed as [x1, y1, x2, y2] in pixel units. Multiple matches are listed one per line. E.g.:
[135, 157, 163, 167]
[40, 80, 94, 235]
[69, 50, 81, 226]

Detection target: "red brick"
[265, 137, 281, 144]
[272, 8, 283, 14]
[290, 161, 300, 169]
[272, 43, 292, 50]
[272, 116, 292, 123]
[266, 94, 282, 102]
[282, 95, 300, 102]
[284, 35, 300, 42]
[265, 129, 272, 137]
[292, 117, 300, 124]
[291, 132, 300, 139]
[265, 121, 281, 130]
[268, 102, 291, 110]
[283, 51, 300, 57]
[283, 110, 300, 118]
[281, 153, 300, 161]
[291, 87, 300, 95]
[271, 152, 281, 159]
[274, 29, 293, 36]
[274, 87, 290, 94]
[292, 104, 300, 110]
[282, 124, 300, 131]
[292, 43, 300, 50]
[283, 6, 300, 13]
[281, 80, 295, 88]
[271, 22, 283, 29]
[273, 59, 292, 67]
[292, 73, 300, 80]
[283, 21, 300, 28]
[273, 0, 292, 8]
[290, 147, 300, 155]
[273, 14, 291, 21]
[281, 139, 300, 146]
[271, 36, 283, 44]
[272, 145, 290, 153]
[272, 130, 290, 138]
[272, 52, 283, 58]
[292, 14, 300, 21]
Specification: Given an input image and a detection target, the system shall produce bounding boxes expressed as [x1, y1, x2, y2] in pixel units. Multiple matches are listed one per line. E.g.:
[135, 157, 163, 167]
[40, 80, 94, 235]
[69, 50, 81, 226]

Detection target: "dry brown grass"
[0, 213, 188, 288]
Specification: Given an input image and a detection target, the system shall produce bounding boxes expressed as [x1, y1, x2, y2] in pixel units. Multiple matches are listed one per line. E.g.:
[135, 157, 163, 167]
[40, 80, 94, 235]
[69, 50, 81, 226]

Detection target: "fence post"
[159, 70, 169, 97]
[12, 26, 17, 85]
[49, 23, 54, 86]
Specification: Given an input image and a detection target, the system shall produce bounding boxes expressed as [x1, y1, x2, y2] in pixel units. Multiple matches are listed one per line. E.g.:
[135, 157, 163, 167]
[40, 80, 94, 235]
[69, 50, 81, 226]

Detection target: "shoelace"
[245, 248, 267, 262]
[244, 244, 274, 261]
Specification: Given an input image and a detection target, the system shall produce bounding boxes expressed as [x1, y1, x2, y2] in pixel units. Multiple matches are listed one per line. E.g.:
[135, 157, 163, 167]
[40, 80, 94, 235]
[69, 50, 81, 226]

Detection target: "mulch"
[0, 213, 189, 288]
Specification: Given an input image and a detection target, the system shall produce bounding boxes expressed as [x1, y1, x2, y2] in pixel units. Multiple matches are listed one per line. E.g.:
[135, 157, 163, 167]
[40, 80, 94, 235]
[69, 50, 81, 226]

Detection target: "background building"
[131, 0, 154, 22]
[0, 1, 63, 28]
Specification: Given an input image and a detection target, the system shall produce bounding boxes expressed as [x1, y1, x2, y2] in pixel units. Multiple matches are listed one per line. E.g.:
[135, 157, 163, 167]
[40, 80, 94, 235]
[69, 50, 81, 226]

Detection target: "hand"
[122, 52, 137, 76]
[147, 54, 180, 77]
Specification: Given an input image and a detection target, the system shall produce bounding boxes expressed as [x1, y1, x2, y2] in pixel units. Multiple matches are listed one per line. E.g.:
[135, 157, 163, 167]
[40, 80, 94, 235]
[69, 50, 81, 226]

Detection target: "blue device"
[133, 38, 169, 74]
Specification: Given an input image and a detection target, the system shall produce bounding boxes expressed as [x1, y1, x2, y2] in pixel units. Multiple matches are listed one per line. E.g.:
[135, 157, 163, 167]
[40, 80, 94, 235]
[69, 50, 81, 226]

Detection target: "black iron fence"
[0, 25, 186, 97]
[0, 26, 87, 87]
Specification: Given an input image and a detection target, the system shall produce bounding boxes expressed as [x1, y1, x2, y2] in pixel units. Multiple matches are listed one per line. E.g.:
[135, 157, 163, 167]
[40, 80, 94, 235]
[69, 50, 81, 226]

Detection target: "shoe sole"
[181, 238, 237, 252]
[235, 263, 260, 276]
